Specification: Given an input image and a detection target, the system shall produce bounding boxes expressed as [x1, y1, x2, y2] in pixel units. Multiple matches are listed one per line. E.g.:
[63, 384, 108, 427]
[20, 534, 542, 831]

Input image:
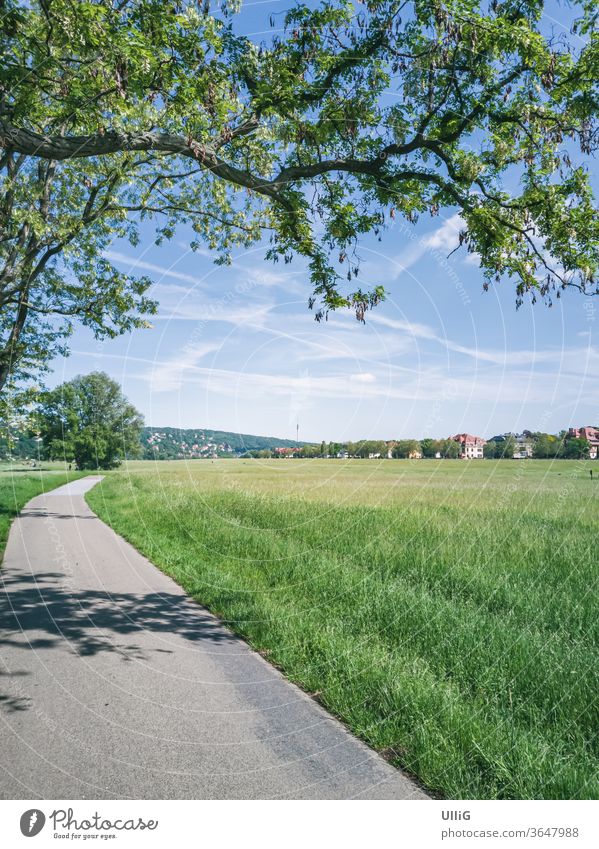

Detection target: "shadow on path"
[0, 570, 236, 712]
[0, 669, 32, 713]
[19, 508, 98, 520]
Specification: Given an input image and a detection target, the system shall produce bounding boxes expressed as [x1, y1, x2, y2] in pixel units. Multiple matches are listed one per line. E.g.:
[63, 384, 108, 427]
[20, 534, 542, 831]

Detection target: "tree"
[244, 449, 272, 459]
[532, 432, 561, 459]
[1, 0, 597, 394]
[37, 371, 143, 469]
[440, 438, 460, 459]
[561, 437, 590, 459]
[392, 439, 421, 458]
[353, 439, 387, 458]
[301, 444, 320, 458]
[483, 441, 498, 459]
[499, 434, 516, 458]
[484, 434, 515, 457]
[420, 438, 438, 458]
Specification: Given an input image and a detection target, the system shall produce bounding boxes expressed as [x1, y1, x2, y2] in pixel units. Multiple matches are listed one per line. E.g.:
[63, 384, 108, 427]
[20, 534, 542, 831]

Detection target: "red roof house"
[450, 433, 486, 459]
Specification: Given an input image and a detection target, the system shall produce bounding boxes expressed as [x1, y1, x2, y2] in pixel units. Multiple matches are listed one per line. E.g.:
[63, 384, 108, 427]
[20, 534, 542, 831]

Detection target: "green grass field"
[86, 458, 598, 799]
[0, 465, 84, 557]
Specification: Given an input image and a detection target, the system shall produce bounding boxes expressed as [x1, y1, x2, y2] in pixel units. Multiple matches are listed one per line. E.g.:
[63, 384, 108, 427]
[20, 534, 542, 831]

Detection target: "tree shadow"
[19, 508, 98, 520]
[0, 669, 32, 713]
[0, 570, 237, 711]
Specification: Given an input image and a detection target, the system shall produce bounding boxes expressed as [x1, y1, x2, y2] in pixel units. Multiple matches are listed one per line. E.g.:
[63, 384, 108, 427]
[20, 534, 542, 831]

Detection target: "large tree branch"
[0, 120, 284, 203]
[0, 66, 524, 205]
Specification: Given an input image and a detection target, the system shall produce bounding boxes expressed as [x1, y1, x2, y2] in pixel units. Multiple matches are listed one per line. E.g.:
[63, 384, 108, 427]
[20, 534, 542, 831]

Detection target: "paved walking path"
[0, 477, 427, 799]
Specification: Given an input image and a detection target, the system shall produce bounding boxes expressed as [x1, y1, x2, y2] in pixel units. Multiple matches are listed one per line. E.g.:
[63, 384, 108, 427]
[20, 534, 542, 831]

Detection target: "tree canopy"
[392, 438, 421, 457]
[37, 370, 143, 468]
[1, 0, 597, 394]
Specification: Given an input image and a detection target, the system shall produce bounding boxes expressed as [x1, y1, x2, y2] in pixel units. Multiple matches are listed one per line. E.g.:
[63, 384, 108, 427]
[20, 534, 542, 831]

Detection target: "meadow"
[0, 464, 83, 556]
[86, 458, 598, 799]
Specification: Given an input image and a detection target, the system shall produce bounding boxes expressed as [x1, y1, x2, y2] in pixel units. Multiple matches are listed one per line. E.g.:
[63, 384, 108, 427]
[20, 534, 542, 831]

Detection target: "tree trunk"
[0, 286, 30, 394]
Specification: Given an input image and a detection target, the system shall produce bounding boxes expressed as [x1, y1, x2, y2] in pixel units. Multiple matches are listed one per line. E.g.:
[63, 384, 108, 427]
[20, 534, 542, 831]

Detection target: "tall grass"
[87, 459, 599, 799]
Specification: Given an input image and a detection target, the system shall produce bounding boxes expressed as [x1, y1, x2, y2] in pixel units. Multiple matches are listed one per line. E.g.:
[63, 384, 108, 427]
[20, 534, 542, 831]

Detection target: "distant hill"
[141, 426, 298, 459]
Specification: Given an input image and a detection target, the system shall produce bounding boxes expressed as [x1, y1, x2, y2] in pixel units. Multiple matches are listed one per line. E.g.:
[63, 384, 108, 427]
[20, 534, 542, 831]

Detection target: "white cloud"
[105, 250, 208, 288]
[385, 214, 466, 280]
[389, 242, 429, 278]
[158, 304, 274, 328]
[368, 312, 598, 372]
[149, 341, 222, 392]
[140, 358, 595, 407]
[351, 372, 377, 383]
[463, 251, 481, 267]
[425, 214, 464, 251]
[243, 266, 304, 290]
[176, 240, 213, 258]
[368, 313, 439, 341]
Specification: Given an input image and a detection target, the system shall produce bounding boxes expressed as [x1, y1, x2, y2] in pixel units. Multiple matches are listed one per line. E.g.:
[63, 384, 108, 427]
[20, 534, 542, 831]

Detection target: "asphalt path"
[0, 476, 427, 799]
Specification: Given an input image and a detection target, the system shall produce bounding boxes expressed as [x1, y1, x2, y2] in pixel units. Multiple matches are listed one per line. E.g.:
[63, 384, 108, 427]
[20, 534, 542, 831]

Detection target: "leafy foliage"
[37, 371, 143, 468]
[392, 438, 422, 457]
[484, 433, 517, 458]
[0, 0, 597, 390]
[348, 439, 388, 457]
[532, 430, 564, 458]
[561, 436, 591, 458]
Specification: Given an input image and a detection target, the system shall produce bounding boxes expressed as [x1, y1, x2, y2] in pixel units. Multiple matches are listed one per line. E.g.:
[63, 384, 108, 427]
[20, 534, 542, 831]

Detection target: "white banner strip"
[1, 800, 597, 849]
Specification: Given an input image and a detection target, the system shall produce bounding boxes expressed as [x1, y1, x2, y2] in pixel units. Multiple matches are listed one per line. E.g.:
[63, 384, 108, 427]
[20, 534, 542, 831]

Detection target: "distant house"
[450, 433, 486, 459]
[514, 433, 535, 459]
[568, 426, 599, 459]
[273, 447, 299, 457]
[489, 432, 534, 458]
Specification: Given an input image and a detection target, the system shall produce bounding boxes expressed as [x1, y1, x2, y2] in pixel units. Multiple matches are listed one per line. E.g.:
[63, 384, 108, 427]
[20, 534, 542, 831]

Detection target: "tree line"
[246, 435, 594, 461]
[2, 372, 595, 469]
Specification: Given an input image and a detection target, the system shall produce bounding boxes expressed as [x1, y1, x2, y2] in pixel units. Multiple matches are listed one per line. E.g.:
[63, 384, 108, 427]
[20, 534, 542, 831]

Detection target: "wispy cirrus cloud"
[105, 249, 209, 288]
[153, 296, 275, 327]
[149, 341, 223, 392]
[140, 357, 593, 407]
[368, 312, 597, 371]
[243, 265, 305, 292]
[386, 214, 466, 280]
[425, 214, 465, 251]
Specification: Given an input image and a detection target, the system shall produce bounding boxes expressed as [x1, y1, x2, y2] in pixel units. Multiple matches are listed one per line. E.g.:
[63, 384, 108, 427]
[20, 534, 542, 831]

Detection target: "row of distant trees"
[484, 432, 592, 460]
[246, 434, 594, 461]
[273, 438, 462, 459]
[3, 371, 595, 469]
[527, 433, 592, 460]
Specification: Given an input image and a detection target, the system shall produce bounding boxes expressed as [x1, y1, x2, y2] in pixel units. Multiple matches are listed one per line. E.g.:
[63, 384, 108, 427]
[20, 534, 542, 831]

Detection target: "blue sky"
[45, 1, 598, 442]
[50, 209, 598, 442]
